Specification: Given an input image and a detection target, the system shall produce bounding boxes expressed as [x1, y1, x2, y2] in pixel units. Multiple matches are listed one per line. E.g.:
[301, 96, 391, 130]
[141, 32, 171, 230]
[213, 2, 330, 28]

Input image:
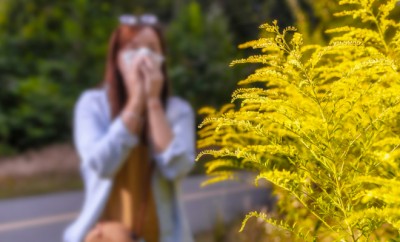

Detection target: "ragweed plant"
[197, 0, 400, 241]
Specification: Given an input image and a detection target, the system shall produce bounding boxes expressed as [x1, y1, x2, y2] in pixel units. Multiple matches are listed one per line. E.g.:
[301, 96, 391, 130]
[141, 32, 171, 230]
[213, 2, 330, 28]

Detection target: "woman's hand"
[119, 50, 146, 112]
[84, 222, 133, 242]
[140, 55, 164, 101]
[119, 50, 147, 134]
[140, 55, 173, 153]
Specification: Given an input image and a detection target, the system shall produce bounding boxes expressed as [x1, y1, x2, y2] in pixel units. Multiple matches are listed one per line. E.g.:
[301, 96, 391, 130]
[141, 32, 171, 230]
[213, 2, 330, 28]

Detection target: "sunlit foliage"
[197, 0, 400, 240]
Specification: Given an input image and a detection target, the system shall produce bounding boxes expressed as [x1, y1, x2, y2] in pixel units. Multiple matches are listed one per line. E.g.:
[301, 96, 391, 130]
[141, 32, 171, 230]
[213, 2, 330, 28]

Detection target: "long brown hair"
[102, 24, 170, 119]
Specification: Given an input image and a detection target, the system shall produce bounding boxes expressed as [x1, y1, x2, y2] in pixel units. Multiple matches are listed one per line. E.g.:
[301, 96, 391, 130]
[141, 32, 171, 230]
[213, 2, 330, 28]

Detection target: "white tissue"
[122, 47, 164, 66]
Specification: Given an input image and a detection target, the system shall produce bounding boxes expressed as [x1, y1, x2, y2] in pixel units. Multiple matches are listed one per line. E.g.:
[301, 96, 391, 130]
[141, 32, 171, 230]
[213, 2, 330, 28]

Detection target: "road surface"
[0, 174, 272, 242]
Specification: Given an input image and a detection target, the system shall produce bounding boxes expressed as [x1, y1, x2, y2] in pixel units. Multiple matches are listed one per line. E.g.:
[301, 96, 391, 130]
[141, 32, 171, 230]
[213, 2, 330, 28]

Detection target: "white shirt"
[63, 87, 195, 242]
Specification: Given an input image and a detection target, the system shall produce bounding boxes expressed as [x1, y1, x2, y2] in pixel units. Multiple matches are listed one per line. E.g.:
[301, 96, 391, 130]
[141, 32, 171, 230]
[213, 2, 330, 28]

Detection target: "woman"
[63, 14, 195, 242]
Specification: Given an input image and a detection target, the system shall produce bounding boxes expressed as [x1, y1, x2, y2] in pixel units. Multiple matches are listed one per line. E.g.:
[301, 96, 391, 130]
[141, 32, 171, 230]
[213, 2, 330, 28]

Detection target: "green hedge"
[0, 0, 299, 154]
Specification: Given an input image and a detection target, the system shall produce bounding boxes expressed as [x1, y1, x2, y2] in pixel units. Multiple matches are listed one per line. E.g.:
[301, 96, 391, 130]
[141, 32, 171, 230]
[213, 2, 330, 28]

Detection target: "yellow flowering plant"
[197, 0, 400, 241]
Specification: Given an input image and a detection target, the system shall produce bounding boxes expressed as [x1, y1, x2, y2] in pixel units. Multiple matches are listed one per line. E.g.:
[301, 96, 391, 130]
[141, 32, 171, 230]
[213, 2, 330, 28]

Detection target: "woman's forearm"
[121, 100, 144, 135]
[147, 98, 173, 153]
[74, 93, 139, 178]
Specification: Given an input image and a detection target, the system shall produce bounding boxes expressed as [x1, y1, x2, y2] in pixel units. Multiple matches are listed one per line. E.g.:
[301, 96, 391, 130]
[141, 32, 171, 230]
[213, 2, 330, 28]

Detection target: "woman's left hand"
[140, 55, 164, 100]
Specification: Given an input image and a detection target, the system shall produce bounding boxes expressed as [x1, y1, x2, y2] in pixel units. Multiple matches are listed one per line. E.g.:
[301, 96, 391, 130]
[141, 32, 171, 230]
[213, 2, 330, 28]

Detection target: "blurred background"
[0, 0, 365, 241]
[0, 0, 305, 196]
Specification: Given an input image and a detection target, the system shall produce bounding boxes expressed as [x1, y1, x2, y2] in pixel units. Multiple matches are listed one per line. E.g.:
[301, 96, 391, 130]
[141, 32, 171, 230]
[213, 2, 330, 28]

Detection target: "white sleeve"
[153, 99, 195, 180]
[73, 91, 139, 178]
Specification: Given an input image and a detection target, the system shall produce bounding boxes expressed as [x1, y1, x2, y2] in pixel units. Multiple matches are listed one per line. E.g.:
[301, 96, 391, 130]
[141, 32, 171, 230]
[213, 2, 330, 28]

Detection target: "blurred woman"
[63, 14, 195, 242]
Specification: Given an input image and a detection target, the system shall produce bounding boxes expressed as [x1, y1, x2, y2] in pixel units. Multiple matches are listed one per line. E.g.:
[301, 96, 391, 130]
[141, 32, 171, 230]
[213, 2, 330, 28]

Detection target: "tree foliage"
[166, 1, 240, 110]
[198, 0, 400, 240]
[0, 0, 155, 153]
[0, 0, 240, 154]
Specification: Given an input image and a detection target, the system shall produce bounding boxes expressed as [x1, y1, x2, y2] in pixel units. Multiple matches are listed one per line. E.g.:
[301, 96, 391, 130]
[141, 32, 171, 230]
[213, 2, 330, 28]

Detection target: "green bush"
[0, 0, 186, 152]
[0, 0, 302, 154]
[0, 0, 116, 152]
[166, 1, 241, 110]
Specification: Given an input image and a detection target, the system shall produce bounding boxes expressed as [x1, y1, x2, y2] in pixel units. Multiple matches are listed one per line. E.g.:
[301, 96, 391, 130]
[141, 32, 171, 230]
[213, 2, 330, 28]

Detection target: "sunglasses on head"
[119, 14, 158, 26]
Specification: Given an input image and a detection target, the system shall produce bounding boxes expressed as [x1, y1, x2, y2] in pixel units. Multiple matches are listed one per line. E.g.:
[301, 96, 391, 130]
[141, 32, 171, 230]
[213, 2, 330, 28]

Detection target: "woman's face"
[117, 26, 163, 72]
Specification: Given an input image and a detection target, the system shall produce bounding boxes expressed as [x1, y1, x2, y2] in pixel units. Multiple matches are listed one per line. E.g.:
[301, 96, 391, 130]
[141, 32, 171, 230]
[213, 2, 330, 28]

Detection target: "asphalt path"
[0, 174, 272, 242]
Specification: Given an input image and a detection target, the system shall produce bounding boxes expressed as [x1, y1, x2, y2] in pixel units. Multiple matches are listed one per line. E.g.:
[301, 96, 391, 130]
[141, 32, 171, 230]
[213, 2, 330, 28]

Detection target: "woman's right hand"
[119, 50, 146, 114]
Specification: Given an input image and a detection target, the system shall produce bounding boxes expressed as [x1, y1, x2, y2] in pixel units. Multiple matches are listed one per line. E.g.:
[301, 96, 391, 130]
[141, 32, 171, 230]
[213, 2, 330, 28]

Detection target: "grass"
[0, 163, 207, 200]
[0, 172, 82, 199]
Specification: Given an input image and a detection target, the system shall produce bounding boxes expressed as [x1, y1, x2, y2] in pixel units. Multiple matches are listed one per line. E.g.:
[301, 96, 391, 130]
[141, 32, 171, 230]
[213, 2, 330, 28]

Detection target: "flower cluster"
[197, 0, 400, 240]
